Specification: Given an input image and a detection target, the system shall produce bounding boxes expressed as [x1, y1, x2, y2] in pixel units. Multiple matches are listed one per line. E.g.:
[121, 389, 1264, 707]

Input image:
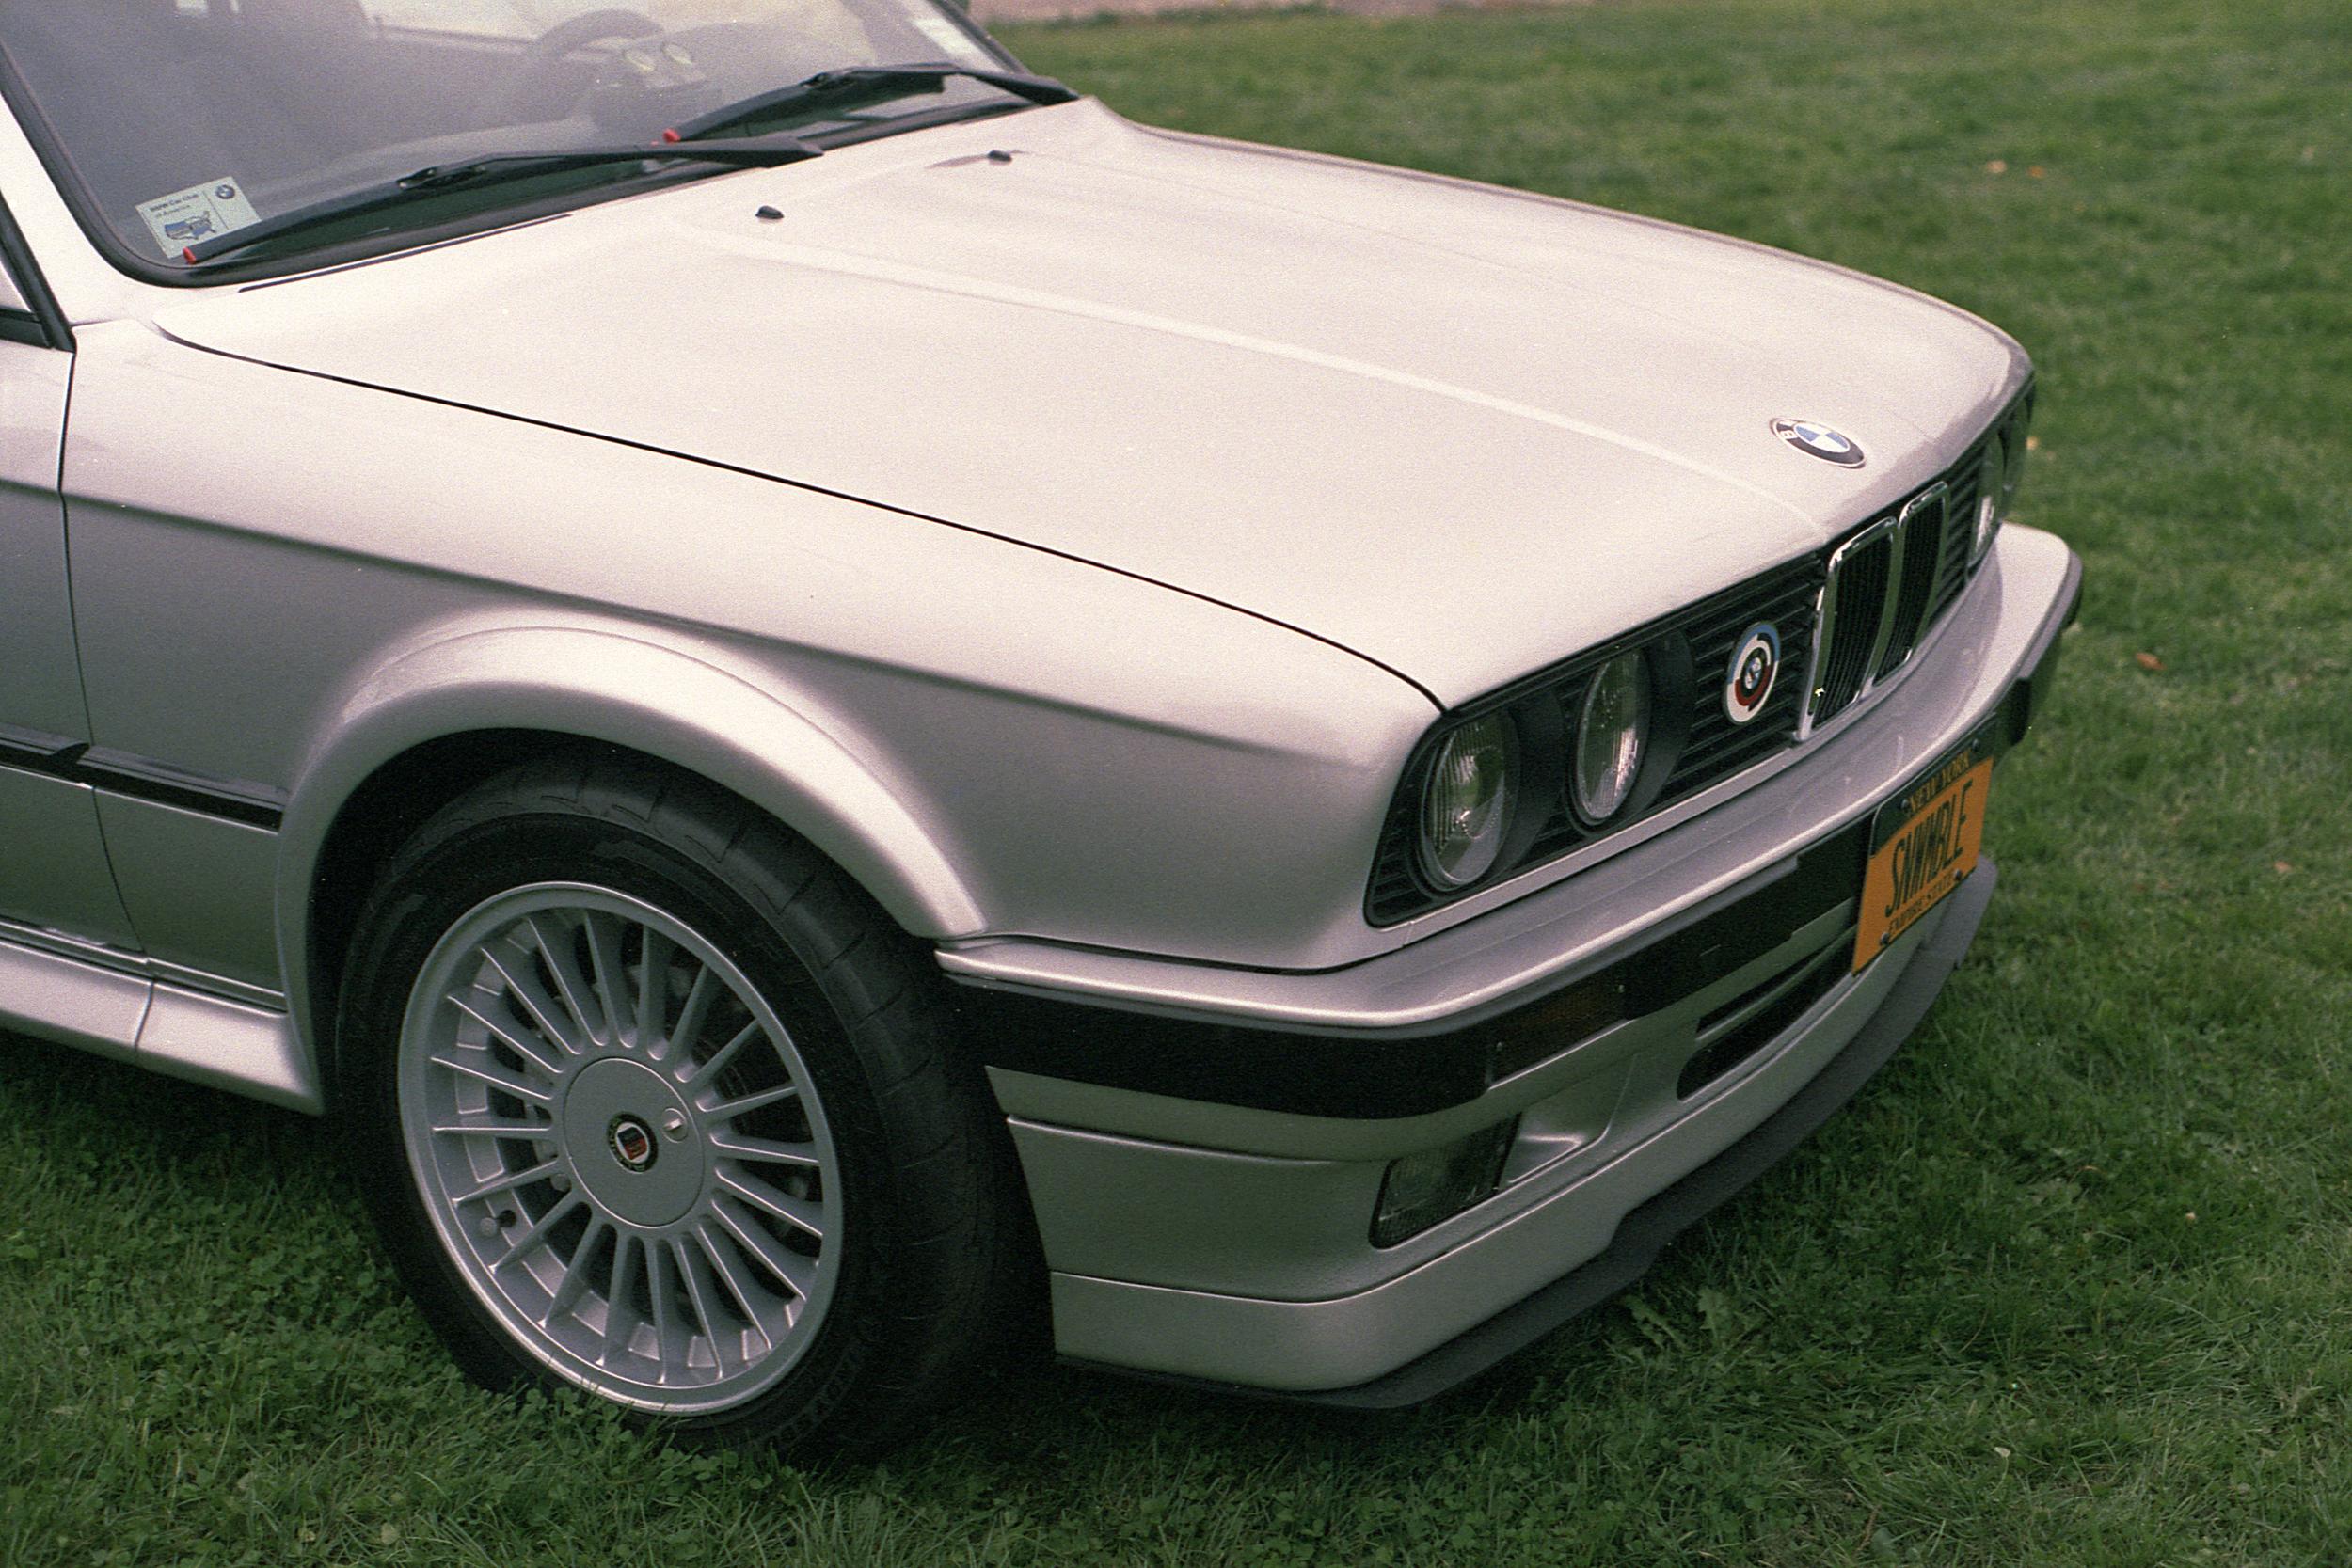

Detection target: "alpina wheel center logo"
[607, 1115, 659, 1173]
[1725, 623, 1781, 723]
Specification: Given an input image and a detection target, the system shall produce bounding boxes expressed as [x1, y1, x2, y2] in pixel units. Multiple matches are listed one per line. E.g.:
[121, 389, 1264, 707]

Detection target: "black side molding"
[0, 729, 287, 831]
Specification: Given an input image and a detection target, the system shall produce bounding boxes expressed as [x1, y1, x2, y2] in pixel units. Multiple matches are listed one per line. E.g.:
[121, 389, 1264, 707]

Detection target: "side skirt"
[0, 920, 320, 1113]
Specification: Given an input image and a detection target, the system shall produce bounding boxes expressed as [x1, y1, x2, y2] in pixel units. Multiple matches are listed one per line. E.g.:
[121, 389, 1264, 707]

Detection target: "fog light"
[1371, 1119, 1518, 1247]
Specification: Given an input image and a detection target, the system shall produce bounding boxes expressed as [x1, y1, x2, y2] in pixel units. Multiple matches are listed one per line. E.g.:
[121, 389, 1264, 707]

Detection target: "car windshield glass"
[0, 0, 1025, 270]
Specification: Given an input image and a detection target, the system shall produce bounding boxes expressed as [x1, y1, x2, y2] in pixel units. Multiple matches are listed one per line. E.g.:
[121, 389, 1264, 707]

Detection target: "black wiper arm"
[179, 135, 824, 266]
[664, 62, 1078, 145]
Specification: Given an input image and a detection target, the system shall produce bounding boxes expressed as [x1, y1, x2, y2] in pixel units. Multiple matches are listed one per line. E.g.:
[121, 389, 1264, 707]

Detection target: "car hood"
[153, 99, 2026, 705]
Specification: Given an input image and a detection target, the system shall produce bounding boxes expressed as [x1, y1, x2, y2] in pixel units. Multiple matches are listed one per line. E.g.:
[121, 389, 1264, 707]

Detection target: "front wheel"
[339, 756, 1012, 1454]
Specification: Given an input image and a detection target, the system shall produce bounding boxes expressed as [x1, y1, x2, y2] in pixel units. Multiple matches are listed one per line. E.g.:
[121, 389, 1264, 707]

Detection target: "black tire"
[337, 751, 1014, 1457]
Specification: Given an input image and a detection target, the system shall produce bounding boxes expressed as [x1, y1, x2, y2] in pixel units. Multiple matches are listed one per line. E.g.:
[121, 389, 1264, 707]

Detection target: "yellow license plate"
[1853, 733, 1995, 972]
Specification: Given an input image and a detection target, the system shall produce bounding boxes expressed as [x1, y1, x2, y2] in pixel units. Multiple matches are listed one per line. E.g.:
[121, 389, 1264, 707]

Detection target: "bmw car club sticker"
[135, 176, 261, 260]
[1724, 623, 1780, 723]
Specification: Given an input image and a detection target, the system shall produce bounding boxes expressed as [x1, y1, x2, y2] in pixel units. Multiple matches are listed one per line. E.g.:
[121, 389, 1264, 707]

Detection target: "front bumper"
[949, 526, 2080, 1398]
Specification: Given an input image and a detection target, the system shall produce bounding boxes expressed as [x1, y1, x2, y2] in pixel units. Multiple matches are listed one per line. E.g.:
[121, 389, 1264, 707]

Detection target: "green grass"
[7, 0, 2350, 1562]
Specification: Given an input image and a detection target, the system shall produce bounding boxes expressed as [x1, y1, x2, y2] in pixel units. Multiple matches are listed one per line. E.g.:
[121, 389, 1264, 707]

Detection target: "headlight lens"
[1418, 714, 1517, 889]
[2002, 407, 2031, 514]
[1571, 650, 1651, 823]
[1972, 434, 2007, 559]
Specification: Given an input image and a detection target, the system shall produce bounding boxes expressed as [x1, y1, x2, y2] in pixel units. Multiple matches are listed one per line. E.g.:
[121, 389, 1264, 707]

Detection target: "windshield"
[0, 0, 1023, 274]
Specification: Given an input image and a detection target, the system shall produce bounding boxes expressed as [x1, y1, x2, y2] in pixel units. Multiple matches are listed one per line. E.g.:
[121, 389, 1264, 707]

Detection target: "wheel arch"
[278, 626, 989, 1104]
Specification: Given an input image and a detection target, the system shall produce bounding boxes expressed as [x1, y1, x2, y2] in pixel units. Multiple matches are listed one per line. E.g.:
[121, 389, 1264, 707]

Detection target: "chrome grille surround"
[1800, 481, 1954, 737]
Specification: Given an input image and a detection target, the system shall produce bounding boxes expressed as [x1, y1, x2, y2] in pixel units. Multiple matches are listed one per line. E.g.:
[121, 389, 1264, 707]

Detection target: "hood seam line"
[150, 324, 1449, 715]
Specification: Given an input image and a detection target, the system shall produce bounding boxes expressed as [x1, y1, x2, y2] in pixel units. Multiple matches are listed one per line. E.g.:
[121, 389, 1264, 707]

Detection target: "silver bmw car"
[0, 0, 2079, 1453]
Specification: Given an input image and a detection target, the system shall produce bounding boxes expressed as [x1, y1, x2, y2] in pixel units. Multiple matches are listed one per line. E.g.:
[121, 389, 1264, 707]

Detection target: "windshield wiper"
[179, 135, 824, 266]
[663, 62, 1078, 145]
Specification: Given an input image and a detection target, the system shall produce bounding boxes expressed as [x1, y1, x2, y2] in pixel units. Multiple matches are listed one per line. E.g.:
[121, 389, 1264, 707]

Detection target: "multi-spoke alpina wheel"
[342, 757, 1014, 1454]
[401, 885, 842, 1414]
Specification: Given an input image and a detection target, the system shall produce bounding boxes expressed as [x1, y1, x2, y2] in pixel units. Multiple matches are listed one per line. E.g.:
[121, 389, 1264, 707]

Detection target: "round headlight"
[1418, 714, 1517, 890]
[1572, 650, 1651, 824]
[1972, 434, 2006, 559]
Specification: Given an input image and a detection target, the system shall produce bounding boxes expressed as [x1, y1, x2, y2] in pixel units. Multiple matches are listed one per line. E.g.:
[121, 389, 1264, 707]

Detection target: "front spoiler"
[1073, 858, 1996, 1408]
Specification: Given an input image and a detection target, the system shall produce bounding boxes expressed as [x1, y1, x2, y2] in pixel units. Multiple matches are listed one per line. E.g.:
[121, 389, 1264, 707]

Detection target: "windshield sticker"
[910, 16, 988, 61]
[136, 179, 262, 261]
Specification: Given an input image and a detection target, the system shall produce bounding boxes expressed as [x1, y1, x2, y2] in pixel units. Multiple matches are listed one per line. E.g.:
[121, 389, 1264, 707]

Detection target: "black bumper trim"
[956, 815, 1868, 1119]
[1068, 857, 1998, 1409]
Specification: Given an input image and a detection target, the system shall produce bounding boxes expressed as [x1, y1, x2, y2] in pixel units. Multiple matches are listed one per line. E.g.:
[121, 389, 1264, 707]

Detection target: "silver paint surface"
[147, 101, 2027, 707]
[0, 336, 139, 946]
[0, 774, 141, 946]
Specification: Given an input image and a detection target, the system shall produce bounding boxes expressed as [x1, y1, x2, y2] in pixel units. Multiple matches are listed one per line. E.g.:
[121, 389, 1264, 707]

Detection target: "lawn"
[6, 0, 2349, 1563]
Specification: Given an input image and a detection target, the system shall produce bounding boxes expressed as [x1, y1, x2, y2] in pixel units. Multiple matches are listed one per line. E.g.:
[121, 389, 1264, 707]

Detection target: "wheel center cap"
[561, 1057, 701, 1228]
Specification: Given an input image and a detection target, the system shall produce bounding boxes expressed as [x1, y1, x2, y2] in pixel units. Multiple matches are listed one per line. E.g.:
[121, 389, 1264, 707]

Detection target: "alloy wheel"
[396, 883, 842, 1413]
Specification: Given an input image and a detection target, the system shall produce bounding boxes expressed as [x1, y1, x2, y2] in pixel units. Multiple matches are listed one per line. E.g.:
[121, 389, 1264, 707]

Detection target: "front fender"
[276, 621, 986, 1065]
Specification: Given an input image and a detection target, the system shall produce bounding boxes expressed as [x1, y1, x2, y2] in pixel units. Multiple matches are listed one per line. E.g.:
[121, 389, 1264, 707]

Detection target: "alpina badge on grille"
[1772, 418, 1867, 468]
[1724, 623, 1780, 723]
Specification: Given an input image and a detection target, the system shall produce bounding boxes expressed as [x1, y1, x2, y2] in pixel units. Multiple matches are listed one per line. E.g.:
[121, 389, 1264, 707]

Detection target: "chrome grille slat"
[1876, 484, 1948, 678]
[1809, 527, 1889, 722]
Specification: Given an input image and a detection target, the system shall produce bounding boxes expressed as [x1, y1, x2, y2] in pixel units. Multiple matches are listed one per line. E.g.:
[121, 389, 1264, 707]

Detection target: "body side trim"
[0, 732, 288, 829]
[0, 721, 79, 778]
[0, 913, 285, 1007]
[78, 746, 288, 828]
